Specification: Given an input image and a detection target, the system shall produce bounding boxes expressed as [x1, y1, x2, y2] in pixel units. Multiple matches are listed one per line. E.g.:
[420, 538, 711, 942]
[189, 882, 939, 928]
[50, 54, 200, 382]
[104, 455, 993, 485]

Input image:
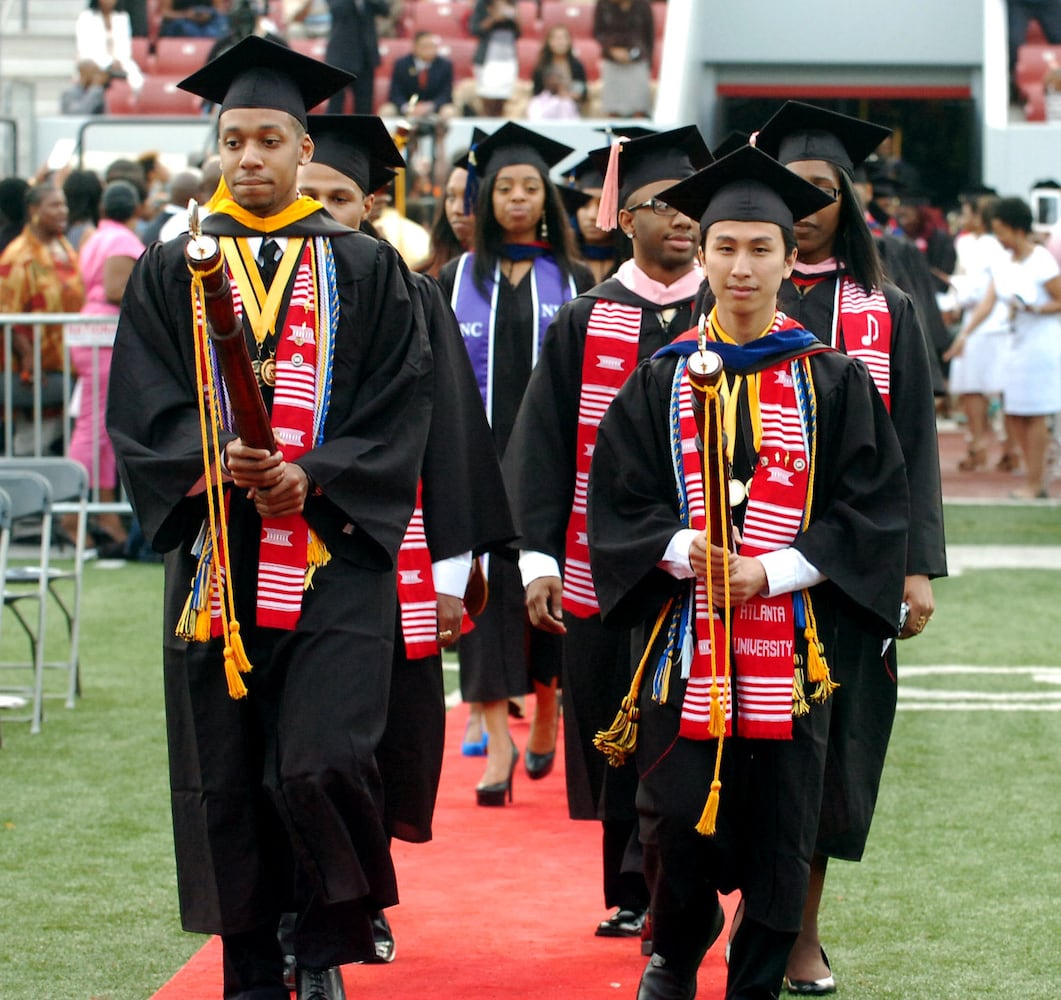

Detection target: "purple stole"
[450, 251, 577, 422]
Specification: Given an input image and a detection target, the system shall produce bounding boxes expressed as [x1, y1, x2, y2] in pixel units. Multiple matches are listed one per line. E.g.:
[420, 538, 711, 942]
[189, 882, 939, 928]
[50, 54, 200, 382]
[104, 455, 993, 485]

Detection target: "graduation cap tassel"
[594, 596, 674, 766]
[595, 138, 624, 232]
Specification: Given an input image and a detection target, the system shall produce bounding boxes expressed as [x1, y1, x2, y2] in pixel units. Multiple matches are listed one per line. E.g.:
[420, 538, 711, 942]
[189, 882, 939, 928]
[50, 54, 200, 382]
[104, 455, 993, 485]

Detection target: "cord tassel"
[695, 778, 722, 836]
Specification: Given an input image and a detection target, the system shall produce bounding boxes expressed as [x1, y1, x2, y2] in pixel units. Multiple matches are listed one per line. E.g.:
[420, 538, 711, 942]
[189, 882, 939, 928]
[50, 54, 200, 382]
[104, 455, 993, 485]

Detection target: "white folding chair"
[0, 458, 89, 716]
[0, 471, 53, 733]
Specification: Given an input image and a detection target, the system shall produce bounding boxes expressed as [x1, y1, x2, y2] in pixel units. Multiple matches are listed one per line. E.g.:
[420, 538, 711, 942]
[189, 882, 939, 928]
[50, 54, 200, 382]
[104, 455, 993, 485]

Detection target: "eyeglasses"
[625, 197, 679, 217]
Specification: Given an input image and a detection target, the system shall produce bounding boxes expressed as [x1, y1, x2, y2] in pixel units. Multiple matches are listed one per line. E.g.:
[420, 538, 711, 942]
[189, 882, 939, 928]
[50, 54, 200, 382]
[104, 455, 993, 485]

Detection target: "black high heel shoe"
[476, 741, 517, 806]
[524, 747, 555, 780]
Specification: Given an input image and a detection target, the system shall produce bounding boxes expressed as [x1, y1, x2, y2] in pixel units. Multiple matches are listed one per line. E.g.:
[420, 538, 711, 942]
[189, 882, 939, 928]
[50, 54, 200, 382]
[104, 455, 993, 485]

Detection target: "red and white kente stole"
[562, 301, 642, 617]
[395, 482, 474, 659]
[676, 354, 812, 740]
[836, 276, 892, 411]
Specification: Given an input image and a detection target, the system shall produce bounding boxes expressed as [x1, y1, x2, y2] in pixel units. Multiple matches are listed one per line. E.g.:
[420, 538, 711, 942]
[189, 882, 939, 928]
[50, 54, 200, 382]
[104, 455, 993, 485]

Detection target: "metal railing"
[0, 313, 128, 515]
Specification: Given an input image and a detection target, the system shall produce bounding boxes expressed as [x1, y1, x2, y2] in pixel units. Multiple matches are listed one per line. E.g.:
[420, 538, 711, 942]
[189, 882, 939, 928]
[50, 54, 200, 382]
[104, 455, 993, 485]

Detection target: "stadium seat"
[105, 76, 203, 115]
[516, 38, 539, 80]
[152, 36, 215, 76]
[436, 37, 478, 80]
[518, 0, 543, 39]
[1015, 44, 1061, 90]
[291, 37, 329, 61]
[374, 73, 391, 113]
[652, 0, 667, 39]
[412, 1, 473, 36]
[378, 37, 414, 75]
[540, 2, 595, 40]
[131, 36, 154, 74]
[572, 38, 601, 81]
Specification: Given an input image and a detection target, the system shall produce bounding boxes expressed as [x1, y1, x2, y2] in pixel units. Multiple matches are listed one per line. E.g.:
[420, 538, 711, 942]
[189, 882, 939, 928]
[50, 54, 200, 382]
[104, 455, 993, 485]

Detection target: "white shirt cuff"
[432, 551, 473, 598]
[658, 529, 699, 579]
[519, 550, 561, 589]
[757, 547, 826, 597]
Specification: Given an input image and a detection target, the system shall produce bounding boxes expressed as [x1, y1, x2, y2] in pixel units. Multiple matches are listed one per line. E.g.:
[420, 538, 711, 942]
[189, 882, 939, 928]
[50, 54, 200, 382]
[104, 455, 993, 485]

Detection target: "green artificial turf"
[0, 503, 1058, 998]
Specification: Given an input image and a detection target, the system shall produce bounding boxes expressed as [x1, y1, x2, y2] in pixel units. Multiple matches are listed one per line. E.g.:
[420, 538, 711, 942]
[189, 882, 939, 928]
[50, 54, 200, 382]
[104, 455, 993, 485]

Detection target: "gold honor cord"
[220, 237, 306, 345]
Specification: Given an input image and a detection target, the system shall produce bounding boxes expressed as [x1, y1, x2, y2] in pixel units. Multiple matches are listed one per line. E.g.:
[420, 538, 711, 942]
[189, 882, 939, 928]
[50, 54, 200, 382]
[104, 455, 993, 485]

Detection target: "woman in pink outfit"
[67, 178, 144, 552]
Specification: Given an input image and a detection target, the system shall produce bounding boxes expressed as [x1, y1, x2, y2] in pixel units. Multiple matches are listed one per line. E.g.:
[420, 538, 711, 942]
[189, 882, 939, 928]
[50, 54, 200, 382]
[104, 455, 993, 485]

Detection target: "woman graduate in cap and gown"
[750, 102, 947, 995]
[503, 125, 712, 939]
[438, 121, 593, 805]
[107, 37, 432, 1000]
[586, 145, 909, 1000]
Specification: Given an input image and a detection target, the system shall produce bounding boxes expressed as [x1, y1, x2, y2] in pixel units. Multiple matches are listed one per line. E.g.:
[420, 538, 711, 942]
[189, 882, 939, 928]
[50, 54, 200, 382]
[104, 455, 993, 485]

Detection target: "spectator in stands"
[470, 0, 521, 117]
[283, 0, 331, 38]
[1008, 0, 1061, 103]
[593, 0, 654, 117]
[63, 168, 104, 251]
[206, 0, 288, 63]
[141, 168, 202, 243]
[76, 0, 144, 93]
[137, 150, 171, 226]
[382, 31, 455, 120]
[948, 195, 1061, 499]
[66, 179, 146, 556]
[60, 60, 110, 116]
[531, 24, 587, 108]
[0, 182, 85, 454]
[0, 177, 29, 256]
[526, 65, 581, 120]
[157, 155, 222, 241]
[158, 0, 228, 38]
[325, 0, 390, 114]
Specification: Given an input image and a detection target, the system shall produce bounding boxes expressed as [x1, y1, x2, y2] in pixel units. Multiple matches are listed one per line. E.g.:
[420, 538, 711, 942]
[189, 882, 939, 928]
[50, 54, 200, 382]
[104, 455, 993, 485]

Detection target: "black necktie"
[258, 239, 281, 287]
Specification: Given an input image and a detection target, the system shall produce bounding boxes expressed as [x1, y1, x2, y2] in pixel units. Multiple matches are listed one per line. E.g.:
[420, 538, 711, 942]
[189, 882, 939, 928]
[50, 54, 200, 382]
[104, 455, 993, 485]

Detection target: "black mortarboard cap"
[657, 145, 836, 233]
[712, 130, 750, 160]
[558, 184, 592, 217]
[177, 35, 354, 129]
[307, 115, 405, 194]
[561, 156, 605, 192]
[589, 125, 713, 209]
[469, 121, 574, 180]
[752, 100, 892, 176]
[593, 124, 657, 142]
[453, 127, 489, 171]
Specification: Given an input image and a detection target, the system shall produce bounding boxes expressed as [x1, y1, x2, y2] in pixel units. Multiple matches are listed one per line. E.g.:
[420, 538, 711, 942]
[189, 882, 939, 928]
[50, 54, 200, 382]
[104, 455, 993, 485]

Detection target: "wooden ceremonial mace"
[685, 316, 734, 550]
[183, 200, 275, 452]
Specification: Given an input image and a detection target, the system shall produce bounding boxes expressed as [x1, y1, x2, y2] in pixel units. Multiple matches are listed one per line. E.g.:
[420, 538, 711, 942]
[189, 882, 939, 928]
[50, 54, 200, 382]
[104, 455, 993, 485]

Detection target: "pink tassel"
[595, 139, 624, 232]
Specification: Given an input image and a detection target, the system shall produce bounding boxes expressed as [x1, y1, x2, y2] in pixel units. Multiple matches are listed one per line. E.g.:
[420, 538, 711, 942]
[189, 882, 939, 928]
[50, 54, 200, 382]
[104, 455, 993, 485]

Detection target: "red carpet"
[153, 700, 736, 999]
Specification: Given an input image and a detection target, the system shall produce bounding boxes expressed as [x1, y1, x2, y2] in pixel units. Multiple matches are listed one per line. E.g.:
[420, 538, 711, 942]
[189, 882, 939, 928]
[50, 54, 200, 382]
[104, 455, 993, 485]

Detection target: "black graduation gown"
[107, 211, 433, 945]
[587, 346, 909, 932]
[377, 272, 516, 844]
[438, 256, 593, 701]
[778, 270, 947, 859]
[503, 276, 695, 822]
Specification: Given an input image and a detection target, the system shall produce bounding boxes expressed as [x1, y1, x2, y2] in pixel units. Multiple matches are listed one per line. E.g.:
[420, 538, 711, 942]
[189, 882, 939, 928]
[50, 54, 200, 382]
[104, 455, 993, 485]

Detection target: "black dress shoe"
[363, 911, 396, 964]
[524, 747, 555, 780]
[596, 907, 648, 937]
[637, 953, 696, 1000]
[296, 965, 346, 1000]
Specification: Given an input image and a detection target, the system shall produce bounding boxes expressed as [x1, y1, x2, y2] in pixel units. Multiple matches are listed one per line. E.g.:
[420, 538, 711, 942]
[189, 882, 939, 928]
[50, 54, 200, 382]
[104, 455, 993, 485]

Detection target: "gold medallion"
[728, 478, 751, 507]
[260, 356, 277, 387]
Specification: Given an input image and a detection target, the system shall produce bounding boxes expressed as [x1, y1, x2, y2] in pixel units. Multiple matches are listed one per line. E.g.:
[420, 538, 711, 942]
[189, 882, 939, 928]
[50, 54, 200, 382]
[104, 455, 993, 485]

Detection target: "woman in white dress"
[944, 194, 1012, 470]
[949, 196, 1061, 498]
[75, 0, 144, 93]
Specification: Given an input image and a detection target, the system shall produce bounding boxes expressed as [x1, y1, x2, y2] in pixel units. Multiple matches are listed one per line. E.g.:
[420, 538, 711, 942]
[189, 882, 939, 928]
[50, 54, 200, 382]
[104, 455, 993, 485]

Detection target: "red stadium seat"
[291, 37, 329, 61]
[518, 0, 543, 39]
[436, 36, 478, 79]
[517, 38, 541, 80]
[131, 36, 154, 74]
[540, 2, 595, 40]
[652, 0, 667, 39]
[152, 37, 216, 75]
[411, 1, 473, 36]
[378, 37, 414, 74]
[572, 38, 601, 81]
[104, 76, 203, 115]
[373, 73, 391, 113]
[1026, 19, 1047, 45]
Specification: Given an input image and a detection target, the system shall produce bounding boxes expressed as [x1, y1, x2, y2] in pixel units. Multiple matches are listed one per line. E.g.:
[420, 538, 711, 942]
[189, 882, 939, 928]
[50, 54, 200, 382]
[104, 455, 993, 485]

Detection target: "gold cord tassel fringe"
[594, 598, 673, 766]
[304, 527, 331, 590]
[792, 665, 810, 717]
[695, 778, 723, 836]
[801, 590, 838, 703]
[708, 682, 726, 738]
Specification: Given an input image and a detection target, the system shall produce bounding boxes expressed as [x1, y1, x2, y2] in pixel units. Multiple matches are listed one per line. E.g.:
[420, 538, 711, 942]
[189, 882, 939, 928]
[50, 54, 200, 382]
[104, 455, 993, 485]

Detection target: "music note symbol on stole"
[861, 314, 880, 347]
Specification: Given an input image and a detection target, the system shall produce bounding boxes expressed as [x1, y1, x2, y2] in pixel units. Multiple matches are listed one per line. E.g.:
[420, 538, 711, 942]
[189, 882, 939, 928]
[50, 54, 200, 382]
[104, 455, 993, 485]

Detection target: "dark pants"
[327, 74, 376, 115]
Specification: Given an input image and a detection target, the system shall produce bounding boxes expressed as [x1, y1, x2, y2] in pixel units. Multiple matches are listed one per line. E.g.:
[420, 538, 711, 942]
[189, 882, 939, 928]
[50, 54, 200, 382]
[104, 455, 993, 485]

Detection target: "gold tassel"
[708, 682, 725, 738]
[224, 651, 249, 699]
[304, 528, 331, 590]
[804, 628, 828, 682]
[194, 608, 212, 643]
[594, 598, 673, 766]
[176, 591, 198, 641]
[695, 778, 722, 836]
[811, 672, 840, 704]
[792, 665, 810, 717]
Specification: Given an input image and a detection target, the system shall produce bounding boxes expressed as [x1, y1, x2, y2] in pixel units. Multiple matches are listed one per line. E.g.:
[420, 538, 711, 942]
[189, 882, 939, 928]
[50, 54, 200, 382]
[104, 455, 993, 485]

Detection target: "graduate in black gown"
[750, 102, 947, 994]
[438, 122, 593, 805]
[106, 38, 432, 1000]
[504, 126, 711, 939]
[587, 146, 909, 1000]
